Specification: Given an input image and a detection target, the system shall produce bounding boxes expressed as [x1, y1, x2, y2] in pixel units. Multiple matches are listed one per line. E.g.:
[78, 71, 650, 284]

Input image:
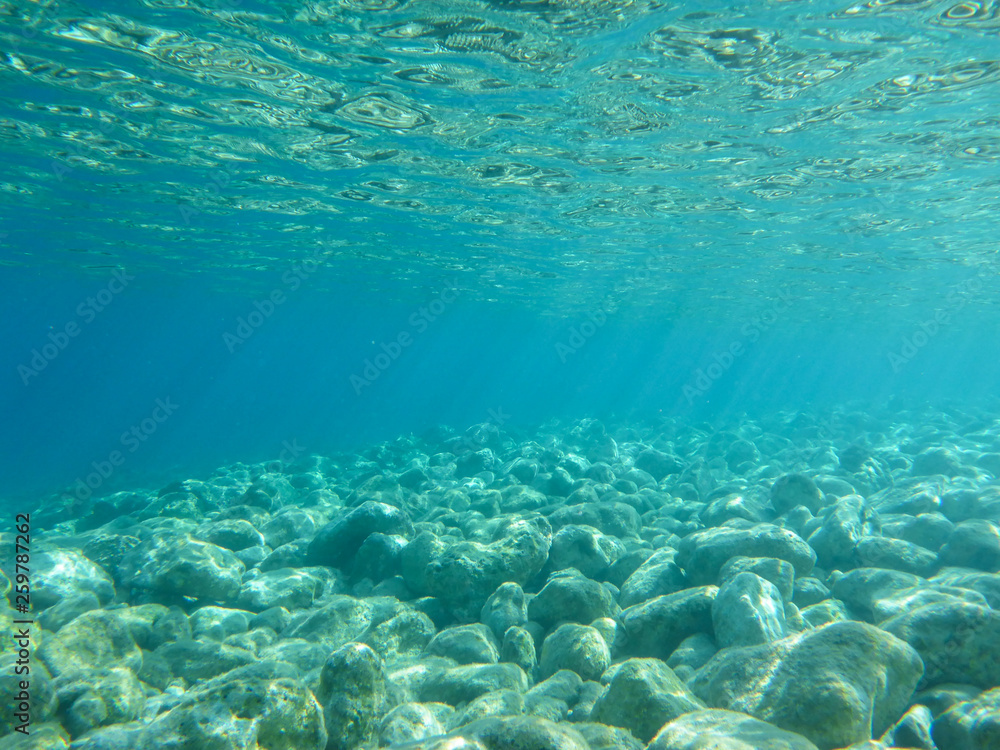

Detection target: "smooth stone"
[424, 624, 499, 665]
[690, 621, 923, 750]
[316, 642, 386, 750]
[591, 657, 705, 743]
[931, 686, 1000, 750]
[548, 524, 625, 579]
[771, 473, 824, 514]
[480, 582, 528, 639]
[528, 568, 620, 629]
[880, 703, 935, 750]
[712, 571, 788, 648]
[650, 708, 820, 750]
[189, 606, 251, 641]
[677, 523, 815, 585]
[854, 536, 938, 577]
[831, 568, 925, 622]
[619, 550, 687, 608]
[719, 556, 795, 601]
[235, 567, 326, 612]
[792, 576, 830, 607]
[378, 702, 453, 746]
[307, 501, 413, 569]
[622, 586, 718, 661]
[195, 519, 265, 551]
[462, 715, 590, 750]
[53, 666, 143, 738]
[807, 495, 879, 571]
[500, 626, 537, 675]
[937, 520, 1000, 572]
[31, 550, 115, 610]
[119, 533, 245, 605]
[39, 610, 141, 677]
[881, 600, 1000, 688]
[538, 624, 610, 681]
[419, 663, 529, 705]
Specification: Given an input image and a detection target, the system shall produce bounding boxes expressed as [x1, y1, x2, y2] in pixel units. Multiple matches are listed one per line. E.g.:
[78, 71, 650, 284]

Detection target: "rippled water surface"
[2, 0, 1000, 320]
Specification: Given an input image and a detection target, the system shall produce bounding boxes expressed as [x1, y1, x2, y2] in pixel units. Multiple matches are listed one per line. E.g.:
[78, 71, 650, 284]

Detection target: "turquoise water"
[2, 3, 1000, 749]
[3, 0, 999, 500]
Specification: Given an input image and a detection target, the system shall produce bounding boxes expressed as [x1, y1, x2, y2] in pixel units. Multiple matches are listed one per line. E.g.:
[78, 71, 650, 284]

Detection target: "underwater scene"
[3, 0, 1000, 748]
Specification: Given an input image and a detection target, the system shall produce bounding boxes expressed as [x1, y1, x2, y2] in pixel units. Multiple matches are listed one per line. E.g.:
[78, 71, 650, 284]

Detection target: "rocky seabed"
[3, 407, 1000, 750]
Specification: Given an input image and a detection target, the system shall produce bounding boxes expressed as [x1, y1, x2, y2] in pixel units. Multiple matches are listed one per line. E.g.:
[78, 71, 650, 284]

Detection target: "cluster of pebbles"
[3, 406, 1000, 750]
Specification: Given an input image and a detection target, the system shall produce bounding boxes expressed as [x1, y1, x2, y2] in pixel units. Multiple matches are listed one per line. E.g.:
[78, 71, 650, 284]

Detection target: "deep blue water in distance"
[3, 263, 999, 502]
[2, 0, 1000, 504]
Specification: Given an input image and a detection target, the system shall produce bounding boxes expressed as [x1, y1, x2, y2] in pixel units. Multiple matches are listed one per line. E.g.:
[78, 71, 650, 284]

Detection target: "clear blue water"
[2, 0, 999, 503]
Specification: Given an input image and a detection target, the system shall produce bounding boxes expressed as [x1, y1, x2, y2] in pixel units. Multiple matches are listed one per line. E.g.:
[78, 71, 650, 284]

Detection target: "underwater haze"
[2, 1, 1000, 749]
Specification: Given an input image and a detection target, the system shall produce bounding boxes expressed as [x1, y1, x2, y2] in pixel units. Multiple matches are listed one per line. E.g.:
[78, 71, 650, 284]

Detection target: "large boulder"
[690, 621, 923, 750]
[402, 516, 551, 619]
[712, 571, 788, 648]
[931, 687, 1000, 750]
[677, 524, 815, 585]
[650, 709, 820, 750]
[119, 533, 244, 605]
[528, 569, 619, 629]
[881, 600, 1000, 688]
[307, 501, 413, 569]
[622, 586, 717, 661]
[591, 658, 704, 742]
[39, 611, 141, 677]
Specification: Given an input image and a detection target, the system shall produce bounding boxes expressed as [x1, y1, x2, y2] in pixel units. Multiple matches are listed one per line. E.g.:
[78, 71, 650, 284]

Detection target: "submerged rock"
[461, 715, 590, 750]
[31, 550, 115, 611]
[881, 600, 1000, 688]
[538, 623, 609, 681]
[650, 708, 820, 750]
[316, 642, 386, 750]
[424, 624, 499, 665]
[480, 581, 528, 639]
[591, 657, 704, 742]
[712, 571, 788, 648]
[19, 409, 1000, 748]
[307, 501, 414, 569]
[403, 515, 551, 618]
[690, 621, 923, 750]
[677, 523, 815, 585]
[39, 610, 142, 677]
[119, 533, 245, 605]
[622, 585, 717, 661]
[771, 473, 824, 514]
[529, 568, 619, 629]
[931, 687, 1000, 750]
